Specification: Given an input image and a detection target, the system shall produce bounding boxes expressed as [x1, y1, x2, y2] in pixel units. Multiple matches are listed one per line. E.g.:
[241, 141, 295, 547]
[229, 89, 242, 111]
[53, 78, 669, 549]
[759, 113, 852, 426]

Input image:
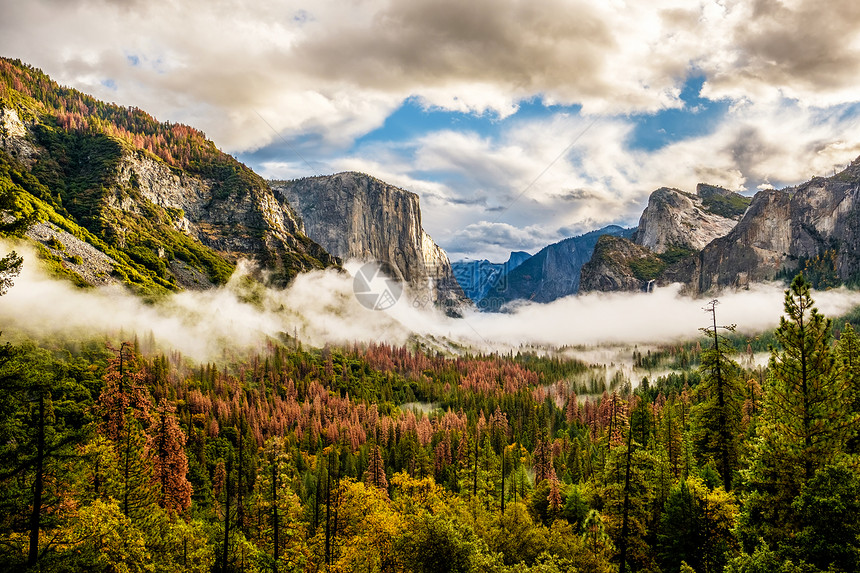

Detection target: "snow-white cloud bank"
[3, 244, 859, 362]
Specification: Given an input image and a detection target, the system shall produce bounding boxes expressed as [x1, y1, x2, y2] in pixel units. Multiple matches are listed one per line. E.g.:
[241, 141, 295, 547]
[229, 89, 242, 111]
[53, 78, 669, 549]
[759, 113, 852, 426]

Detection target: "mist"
[3, 242, 860, 363]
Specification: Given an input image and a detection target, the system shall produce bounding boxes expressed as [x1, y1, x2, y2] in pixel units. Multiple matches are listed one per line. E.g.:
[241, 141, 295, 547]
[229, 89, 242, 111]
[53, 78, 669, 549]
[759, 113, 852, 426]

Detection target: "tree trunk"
[27, 390, 45, 567]
[222, 456, 232, 573]
[272, 458, 279, 573]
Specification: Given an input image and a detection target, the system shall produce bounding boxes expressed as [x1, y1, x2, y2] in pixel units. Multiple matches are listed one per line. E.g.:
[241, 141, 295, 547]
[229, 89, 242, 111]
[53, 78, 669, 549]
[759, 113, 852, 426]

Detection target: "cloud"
[7, 0, 860, 154]
[701, 0, 860, 107]
[5, 242, 860, 363]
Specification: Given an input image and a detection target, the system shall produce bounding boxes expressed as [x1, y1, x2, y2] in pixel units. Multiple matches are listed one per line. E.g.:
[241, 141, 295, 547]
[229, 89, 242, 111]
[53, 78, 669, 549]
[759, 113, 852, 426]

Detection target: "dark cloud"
[291, 0, 622, 103]
[708, 0, 860, 99]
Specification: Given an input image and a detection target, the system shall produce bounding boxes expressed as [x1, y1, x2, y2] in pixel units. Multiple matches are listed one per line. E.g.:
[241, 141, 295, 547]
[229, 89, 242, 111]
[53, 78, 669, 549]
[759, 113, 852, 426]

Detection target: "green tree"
[788, 459, 860, 571]
[0, 343, 90, 568]
[837, 322, 860, 452]
[657, 478, 738, 573]
[0, 176, 34, 295]
[741, 274, 857, 549]
[691, 300, 744, 491]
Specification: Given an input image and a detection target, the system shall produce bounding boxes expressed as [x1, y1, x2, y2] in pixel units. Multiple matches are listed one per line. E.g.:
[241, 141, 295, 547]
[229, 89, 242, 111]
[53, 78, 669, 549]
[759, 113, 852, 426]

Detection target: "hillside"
[0, 58, 337, 293]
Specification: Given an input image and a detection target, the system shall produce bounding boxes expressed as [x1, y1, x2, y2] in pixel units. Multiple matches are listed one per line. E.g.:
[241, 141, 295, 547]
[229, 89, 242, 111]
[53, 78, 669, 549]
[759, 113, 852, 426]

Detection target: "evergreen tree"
[148, 399, 192, 514]
[741, 274, 857, 549]
[363, 443, 388, 491]
[837, 322, 860, 452]
[0, 344, 89, 568]
[691, 300, 744, 491]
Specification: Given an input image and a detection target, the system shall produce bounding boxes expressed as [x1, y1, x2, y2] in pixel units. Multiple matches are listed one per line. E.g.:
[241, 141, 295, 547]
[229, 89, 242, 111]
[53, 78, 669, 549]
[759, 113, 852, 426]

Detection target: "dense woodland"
[0, 270, 857, 573]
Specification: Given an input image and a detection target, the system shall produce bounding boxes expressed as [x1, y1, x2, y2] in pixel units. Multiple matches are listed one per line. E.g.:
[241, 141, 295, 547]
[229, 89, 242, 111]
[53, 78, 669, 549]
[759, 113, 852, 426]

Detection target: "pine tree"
[0, 344, 86, 568]
[97, 343, 156, 521]
[741, 274, 857, 548]
[363, 443, 388, 491]
[837, 322, 860, 452]
[691, 300, 744, 491]
[148, 399, 192, 514]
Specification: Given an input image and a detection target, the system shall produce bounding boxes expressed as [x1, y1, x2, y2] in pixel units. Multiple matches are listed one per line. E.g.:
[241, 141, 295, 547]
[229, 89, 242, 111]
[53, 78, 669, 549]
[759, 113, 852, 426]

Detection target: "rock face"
[580, 184, 750, 293]
[0, 108, 39, 165]
[483, 225, 634, 308]
[112, 151, 336, 279]
[634, 186, 745, 253]
[272, 172, 466, 308]
[451, 251, 531, 304]
[696, 161, 860, 291]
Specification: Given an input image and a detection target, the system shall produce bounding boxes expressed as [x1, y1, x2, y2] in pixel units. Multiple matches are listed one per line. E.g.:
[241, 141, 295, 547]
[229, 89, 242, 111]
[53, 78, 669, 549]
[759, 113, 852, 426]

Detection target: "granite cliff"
[271, 172, 466, 308]
[634, 185, 746, 253]
[697, 160, 860, 291]
[580, 184, 750, 294]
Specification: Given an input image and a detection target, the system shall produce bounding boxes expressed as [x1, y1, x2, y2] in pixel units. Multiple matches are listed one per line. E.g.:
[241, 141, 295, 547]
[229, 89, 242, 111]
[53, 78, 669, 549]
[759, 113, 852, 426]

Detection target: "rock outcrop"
[580, 184, 749, 293]
[633, 186, 745, 253]
[0, 108, 39, 166]
[272, 172, 466, 308]
[579, 235, 660, 292]
[0, 104, 337, 290]
[112, 151, 337, 280]
[482, 225, 634, 308]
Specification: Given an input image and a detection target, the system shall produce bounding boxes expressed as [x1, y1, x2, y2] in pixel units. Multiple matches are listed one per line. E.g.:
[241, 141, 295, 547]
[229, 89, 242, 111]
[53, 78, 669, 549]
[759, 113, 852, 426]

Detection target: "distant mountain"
[271, 172, 467, 309]
[0, 58, 337, 293]
[482, 225, 635, 309]
[451, 251, 531, 304]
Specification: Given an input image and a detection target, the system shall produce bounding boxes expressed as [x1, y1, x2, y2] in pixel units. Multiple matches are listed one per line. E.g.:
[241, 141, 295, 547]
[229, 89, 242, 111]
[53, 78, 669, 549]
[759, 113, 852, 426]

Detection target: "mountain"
[634, 185, 747, 253]
[0, 58, 337, 293]
[451, 251, 531, 304]
[482, 225, 635, 309]
[580, 184, 750, 294]
[696, 160, 860, 291]
[271, 172, 467, 309]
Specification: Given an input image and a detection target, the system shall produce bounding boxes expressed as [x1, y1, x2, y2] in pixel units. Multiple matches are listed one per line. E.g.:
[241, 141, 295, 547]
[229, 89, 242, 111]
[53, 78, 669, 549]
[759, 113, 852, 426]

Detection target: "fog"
[3, 243, 860, 363]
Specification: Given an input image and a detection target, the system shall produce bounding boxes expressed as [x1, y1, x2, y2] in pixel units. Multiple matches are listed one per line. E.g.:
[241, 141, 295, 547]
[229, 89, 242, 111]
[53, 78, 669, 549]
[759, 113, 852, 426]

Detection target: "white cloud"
[6, 0, 860, 153]
[5, 241, 860, 359]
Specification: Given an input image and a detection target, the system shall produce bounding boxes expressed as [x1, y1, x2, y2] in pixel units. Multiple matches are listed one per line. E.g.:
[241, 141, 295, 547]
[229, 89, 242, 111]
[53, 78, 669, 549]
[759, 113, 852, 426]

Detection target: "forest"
[0, 269, 858, 573]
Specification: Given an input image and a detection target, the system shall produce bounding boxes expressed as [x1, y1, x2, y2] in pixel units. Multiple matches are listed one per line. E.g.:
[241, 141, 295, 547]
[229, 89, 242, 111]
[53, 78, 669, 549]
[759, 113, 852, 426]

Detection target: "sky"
[4, 0, 860, 262]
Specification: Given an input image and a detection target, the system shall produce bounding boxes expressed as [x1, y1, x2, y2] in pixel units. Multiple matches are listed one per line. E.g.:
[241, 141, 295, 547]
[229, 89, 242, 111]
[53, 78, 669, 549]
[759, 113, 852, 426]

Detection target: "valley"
[3, 55, 860, 573]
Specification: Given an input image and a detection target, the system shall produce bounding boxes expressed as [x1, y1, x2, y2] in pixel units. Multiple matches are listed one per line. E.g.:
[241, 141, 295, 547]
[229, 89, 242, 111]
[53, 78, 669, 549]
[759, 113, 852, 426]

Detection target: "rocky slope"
[482, 225, 634, 308]
[579, 235, 662, 292]
[271, 172, 466, 309]
[451, 251, 531, 304]
[697, 161, 860, 291]
[0, 58, 338, 292]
